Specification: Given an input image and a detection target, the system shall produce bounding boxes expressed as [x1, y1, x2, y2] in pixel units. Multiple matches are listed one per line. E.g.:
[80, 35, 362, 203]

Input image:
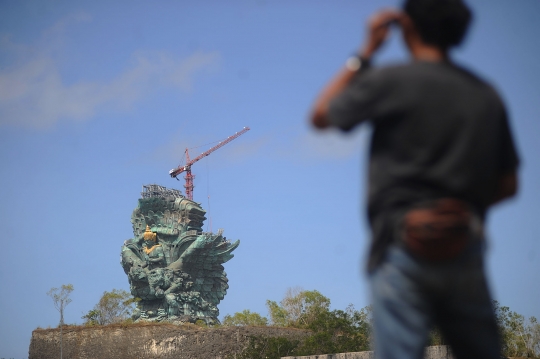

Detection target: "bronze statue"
[120, 185, 239, 325]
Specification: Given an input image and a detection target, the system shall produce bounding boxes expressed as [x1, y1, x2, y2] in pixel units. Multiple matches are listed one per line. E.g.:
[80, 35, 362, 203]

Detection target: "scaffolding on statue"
[141, 184, 183, 199]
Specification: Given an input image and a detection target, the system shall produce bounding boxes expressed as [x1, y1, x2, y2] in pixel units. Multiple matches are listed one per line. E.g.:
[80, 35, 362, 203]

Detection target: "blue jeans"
[369, 244, 501, 359]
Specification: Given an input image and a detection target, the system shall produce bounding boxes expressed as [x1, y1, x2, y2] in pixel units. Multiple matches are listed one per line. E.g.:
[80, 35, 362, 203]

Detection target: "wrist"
[345, 54, 372, 72]
[359, 46, 374, 61]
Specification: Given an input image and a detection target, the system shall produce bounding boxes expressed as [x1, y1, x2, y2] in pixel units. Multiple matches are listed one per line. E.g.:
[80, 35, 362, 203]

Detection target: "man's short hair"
[403, 0, 472, 49]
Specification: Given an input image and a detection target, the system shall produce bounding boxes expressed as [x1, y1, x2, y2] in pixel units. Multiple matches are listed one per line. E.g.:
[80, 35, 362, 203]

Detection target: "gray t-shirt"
[328, 61, 519, 269]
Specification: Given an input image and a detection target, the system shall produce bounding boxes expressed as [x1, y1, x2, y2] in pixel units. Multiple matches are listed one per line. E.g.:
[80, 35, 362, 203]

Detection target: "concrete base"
[282, 352, 374, 359]
[29, 324, 310, 359]
[281, 345, 454, 359]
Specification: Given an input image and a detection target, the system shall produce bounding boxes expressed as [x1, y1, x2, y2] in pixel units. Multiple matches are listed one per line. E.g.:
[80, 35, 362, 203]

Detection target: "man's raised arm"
[310, 10, 402, 129]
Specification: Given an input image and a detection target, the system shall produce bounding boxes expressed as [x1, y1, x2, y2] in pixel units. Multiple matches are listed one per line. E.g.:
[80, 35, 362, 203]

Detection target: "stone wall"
[29, 324, 310, 359]
[282, 346, 454, 359]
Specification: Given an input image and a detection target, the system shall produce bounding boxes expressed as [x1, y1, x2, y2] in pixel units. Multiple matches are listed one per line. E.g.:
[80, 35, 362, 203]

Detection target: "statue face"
[130, 267, 147, 281]
[148, 269, 164, 286]
[145, 239, 155, 247]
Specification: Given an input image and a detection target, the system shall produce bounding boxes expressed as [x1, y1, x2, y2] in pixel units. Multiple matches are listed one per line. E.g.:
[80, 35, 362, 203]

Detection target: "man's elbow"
[501, 172, 518, 198]
[492, 172, 518, 205]
[311, 107, 330, 129]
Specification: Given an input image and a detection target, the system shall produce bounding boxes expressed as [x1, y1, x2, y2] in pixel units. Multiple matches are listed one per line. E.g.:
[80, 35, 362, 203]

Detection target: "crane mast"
[169, 127, 250, 200]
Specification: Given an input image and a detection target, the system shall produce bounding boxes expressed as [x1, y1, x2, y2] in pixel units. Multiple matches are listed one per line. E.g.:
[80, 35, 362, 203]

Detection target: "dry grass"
[33, 321, 205, 333]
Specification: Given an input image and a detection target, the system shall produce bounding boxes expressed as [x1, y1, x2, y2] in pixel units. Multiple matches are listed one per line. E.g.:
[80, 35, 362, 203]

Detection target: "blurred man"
[310, 0, 519, 358]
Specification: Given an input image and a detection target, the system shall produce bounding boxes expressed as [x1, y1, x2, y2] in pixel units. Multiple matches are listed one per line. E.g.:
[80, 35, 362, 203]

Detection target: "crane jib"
[168, 127, 250, 200]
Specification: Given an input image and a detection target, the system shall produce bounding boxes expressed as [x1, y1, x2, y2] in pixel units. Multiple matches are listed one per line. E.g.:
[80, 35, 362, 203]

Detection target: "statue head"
[129, 266, 147, 281]
[148, 268, 165, 287]
[143, 225, 157, 243]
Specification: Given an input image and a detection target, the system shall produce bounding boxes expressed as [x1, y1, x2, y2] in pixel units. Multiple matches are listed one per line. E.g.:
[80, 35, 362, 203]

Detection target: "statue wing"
[169, 232, 239, 307]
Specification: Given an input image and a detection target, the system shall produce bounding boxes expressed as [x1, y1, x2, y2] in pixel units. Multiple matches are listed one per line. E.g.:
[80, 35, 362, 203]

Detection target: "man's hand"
[310, 9, 402, 129]
[360, 9, 402, 59]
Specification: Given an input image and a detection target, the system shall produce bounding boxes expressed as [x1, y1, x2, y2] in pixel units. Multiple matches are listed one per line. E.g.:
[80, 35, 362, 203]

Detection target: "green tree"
[266, 287, 331, 328]
[222, 309, 268, 326]
[262, 288, 372, 357]
[494, 300, 540, 357]
[428, 327, 445, 346]
[294, 304, 372, 355]
[234, 290, 540, 359]
[82, 289, 137, 326]
[266, 300, 289, 327]
[47, 284, 74, 359]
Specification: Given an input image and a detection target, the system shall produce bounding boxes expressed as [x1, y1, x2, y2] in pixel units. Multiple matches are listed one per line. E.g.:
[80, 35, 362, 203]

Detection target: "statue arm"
[148, 247, 165, 263]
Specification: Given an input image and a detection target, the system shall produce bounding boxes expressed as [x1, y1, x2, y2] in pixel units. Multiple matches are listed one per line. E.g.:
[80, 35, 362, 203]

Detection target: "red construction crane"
[169, 127, 250, 200]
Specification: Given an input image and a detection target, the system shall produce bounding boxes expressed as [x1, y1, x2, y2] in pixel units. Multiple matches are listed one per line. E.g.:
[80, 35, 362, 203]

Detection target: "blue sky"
[1, 0, 539, 358]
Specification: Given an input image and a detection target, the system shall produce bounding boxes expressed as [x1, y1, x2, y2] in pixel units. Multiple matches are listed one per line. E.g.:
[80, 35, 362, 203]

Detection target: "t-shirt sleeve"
[498, 105, 520, 174]
[327, 69, 386, 131]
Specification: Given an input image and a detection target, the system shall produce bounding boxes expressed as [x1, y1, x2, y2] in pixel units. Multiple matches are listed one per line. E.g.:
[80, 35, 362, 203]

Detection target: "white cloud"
[0, 15, 219, 129]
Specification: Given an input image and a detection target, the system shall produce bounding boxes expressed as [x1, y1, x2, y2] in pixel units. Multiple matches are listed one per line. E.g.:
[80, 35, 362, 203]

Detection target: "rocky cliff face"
[29, 324, 310, 359]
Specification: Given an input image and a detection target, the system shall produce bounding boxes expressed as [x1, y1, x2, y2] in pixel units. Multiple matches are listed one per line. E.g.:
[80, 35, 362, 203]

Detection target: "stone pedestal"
[29, 324, 310, 359]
